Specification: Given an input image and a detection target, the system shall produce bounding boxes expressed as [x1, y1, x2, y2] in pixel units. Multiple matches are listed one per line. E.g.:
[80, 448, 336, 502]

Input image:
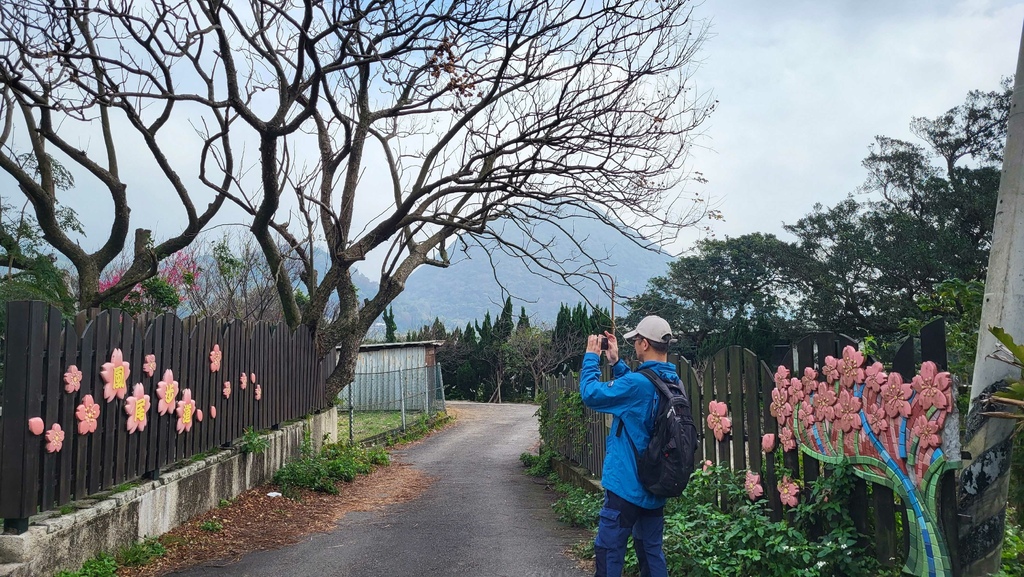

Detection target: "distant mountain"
[362, 217, 674, 331]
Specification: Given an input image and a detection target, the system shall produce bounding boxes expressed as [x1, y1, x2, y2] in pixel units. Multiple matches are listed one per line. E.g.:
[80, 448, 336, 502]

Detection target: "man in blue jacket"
[580, 315, 677, 577]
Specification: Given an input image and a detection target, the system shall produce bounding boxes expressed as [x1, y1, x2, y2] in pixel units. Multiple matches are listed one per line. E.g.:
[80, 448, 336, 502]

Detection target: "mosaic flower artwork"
[101, 348, 131, 402]
[772, 349, 957, 577]
[124, 384, 151, 433]
[156, 370, 179, 415]
[706, 400, 732, 442]
[45, 424, 65, 453]
[76, 395, 100, 435]
[176, 389, 197, 433]
[209, 344, 222, 372]
[143, 354, 157, 377]
[64, 365, 83, 393]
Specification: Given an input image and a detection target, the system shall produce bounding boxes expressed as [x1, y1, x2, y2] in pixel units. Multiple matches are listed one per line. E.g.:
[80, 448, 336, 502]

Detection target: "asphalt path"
[171, 401, 592, 577]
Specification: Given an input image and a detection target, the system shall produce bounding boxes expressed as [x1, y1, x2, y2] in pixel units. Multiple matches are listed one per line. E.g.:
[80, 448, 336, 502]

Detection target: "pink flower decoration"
[822, 356, 840, 383]
[761, 433, 776, 453]
[745, 470, 764, 501]
[210, 406, 217, 419]
[864, 402, 888, 434]
[143, 354, 157, 378]
[76, 395, 100, 435]
[787, 377, 805, 404]
[769, 388, 792, 424]
[28, 417, 44, 436]
[881, 373, 912, 418]
[124, 383, 151, 434]
[64, 365, 83, 393]
[702, 459, 713, 472]
[250, 373, 256, 386]
[196, 409, 204, 422]
[835, 389, 863, 432]
[911, 361, 951, 411]
[156, 370, 179, 415]
[800, 367, 819, 391]
[223, 381, 231, 399]
[912, 415, 942, 449]
[239, 372, 248, 390]
[706, 400, 732, 442]
[176, 389, 197, 433]
[798, 399, 816, 430]
[209, 344, 222, 372]
[45, 424, 65, 453]
[813, 382, 838, 422]
[838, 346, 866, 388]
[255, 384, 262, 401]
[101, 348, 131, 402]
[778, 476, 800, 507]
[774, 366, 791, 390]
[779, 426, 796, 451]
[864, 362, 887, 394]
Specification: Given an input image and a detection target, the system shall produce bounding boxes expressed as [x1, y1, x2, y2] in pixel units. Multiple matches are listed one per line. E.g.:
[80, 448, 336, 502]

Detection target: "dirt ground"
[117, 419, 456, 576]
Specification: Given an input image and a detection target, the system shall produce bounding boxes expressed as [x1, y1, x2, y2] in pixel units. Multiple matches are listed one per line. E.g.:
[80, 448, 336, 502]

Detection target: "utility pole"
[961, 20, 1024, 576]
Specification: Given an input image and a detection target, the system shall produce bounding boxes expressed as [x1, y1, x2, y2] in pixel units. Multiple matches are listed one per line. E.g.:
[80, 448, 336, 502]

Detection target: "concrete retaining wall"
[0, 408, 337, 577]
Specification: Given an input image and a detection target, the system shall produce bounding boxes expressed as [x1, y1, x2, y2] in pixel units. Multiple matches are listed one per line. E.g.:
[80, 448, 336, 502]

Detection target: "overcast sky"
[678, 0, 1024, 250]
[14, 1, 1024, 278]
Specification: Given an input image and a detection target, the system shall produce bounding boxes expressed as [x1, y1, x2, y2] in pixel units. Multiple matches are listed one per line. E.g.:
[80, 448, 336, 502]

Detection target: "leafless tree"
[0, 0, 716, 401]
[184, 232, 289, 323]
[507, 324, 580, 399]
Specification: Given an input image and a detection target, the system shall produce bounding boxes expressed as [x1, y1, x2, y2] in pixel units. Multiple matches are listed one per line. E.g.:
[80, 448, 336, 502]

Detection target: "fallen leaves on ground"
[118, 456, 436, 576]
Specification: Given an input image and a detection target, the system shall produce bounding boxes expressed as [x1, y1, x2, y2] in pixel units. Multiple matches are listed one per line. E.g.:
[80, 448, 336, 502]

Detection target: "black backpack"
[617, 368, 699, 498]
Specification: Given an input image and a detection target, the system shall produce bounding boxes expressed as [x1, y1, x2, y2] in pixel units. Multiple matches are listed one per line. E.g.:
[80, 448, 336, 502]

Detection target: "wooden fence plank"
[58, 318, 79, 505]
[728, 347, 746, 471]
[714, 350, 731, 470]
[40, 305, 64, 512]
[0, 302, 40, 521]
[742, 349, 761, 482]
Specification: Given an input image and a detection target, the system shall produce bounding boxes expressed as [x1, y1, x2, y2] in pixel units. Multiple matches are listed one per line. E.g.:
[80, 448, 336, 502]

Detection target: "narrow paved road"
[172, 401, 592, 577]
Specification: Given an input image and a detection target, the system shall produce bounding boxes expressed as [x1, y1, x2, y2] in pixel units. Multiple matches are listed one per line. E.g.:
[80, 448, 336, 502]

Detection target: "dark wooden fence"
[542, 320, 953, 571]
[0, 301, 331, 532]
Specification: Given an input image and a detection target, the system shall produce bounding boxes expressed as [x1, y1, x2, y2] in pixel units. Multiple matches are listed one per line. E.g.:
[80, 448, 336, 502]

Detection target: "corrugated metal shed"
[341, 341, 445, 412]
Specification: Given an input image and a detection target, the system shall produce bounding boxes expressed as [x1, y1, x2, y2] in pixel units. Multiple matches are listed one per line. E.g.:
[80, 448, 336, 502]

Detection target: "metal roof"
[352, 340, 446, 352]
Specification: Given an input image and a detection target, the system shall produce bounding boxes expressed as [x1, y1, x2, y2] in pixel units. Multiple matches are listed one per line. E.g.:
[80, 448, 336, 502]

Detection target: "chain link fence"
[338, 365, 446, 443]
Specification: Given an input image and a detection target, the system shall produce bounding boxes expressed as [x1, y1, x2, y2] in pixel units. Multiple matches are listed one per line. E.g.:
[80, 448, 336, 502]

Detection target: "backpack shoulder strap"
[638, 368, 674, 399]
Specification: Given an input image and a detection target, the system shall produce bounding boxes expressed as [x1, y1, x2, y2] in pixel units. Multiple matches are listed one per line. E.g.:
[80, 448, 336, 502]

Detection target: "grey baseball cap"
[622, 315, 676, 344]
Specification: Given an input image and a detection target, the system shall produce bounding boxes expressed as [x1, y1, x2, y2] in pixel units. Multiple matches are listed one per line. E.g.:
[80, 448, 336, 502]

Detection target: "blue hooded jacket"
[579, 352, 678, 509]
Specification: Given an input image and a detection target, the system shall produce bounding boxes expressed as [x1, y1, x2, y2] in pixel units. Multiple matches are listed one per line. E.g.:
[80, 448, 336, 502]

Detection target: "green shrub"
[273, 441, 390, 498]
[54, 552, 117, 577]
[115, 537, 166, 567]
[200, 519, 224, 532]
[520, 449, 555, 477]
[1000, 517, 1024, 576]
[551, 483, 602, 529]
[239, 427, 270, 454]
